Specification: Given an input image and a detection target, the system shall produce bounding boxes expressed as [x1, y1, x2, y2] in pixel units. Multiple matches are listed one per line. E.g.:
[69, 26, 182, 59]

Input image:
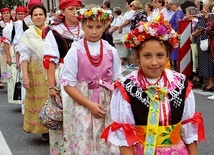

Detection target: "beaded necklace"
[84, 37, 103, 66]
[63, 22, 80, 38]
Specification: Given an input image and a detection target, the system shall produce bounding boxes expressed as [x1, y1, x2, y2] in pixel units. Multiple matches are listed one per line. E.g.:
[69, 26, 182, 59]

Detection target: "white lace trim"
[122, 70, 186, 108]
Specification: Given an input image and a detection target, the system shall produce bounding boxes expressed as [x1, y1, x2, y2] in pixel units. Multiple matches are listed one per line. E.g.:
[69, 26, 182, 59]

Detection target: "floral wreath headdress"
[76, 7, 112, 22]
[124, 14, 179, 50]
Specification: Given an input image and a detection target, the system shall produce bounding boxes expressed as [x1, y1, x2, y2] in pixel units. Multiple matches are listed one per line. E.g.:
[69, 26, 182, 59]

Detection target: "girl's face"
[138, 40, 168, 79]
[31, 8, 46, 29]
[62, 6, 80, 24]
[82, 20, 105, 42]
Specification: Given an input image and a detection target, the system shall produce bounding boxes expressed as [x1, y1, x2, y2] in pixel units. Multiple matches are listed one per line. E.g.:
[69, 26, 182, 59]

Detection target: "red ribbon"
[114, 82, 130, 103]
[43, 55, 57, 69]
[0, 36, 7, 43]
[101, 122, 138, 146]
[182, 112, 206, 142]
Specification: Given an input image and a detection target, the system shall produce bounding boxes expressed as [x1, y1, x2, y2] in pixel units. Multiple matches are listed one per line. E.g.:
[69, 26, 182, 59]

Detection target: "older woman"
[0, 7, 12, 88]
[169, 0, 184, 70]
[130, 0, 147, 30]
[43, 0, 84, 153]
[19, 4, 49, 140]
[193, 0, 214, 92]
[109, 7, 125, 64]
[149, 0, 165, 22]
[2, 6, 28, 104]
[145, 2, 154, 22]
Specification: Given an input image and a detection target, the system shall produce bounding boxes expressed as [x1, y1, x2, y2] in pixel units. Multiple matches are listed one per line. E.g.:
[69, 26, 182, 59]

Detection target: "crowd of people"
[0, 0, 211, 154]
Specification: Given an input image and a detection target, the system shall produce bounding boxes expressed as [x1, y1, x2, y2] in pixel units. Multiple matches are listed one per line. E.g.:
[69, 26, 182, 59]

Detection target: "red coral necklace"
[137, 69, 168, 89]
[63, 22, 80, 37]
[84, 37, 103, 66]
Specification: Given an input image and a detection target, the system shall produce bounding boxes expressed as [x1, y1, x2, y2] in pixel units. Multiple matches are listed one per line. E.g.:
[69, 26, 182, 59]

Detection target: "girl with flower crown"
[101, 18, 206, 155]
[61, 5, 122, 154]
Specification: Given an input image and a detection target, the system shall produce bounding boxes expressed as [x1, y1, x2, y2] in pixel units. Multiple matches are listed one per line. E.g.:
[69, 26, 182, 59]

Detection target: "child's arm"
[186, 141, 198, 155]
[120, 146, 134, 155]
[64, 85, 107, 118]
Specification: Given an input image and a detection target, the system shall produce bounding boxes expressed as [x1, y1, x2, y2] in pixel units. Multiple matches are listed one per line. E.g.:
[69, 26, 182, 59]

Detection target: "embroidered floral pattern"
[160, 123, 181, 145]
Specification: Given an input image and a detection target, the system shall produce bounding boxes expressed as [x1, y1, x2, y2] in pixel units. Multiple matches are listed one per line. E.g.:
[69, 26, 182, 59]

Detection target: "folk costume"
[2, 6, 28, 104]
[101, 15, 205, 155]
[61, 37, 122, 155]
[60, 7, 122, 154]
[43, 0, 84, 154]
[101, 69, 205, 155]
[19, 25, 49, 134]
[0, 7, 12, 83]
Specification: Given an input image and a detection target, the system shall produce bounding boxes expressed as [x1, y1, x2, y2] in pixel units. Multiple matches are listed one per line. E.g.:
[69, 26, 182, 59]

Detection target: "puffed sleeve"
[181, 90, 198, 144]
[60, 43, 78, 87]
[43, 30, 60, 65]
[19, 41, 32, 63]
[112, 47, 123, 81]
[2, 23, 12, 44]
[101, 84, 138, 146]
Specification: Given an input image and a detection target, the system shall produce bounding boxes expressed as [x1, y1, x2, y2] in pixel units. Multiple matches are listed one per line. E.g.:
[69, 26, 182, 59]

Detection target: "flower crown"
[76, 7, 112, 22]
[124, 14, 179, 50]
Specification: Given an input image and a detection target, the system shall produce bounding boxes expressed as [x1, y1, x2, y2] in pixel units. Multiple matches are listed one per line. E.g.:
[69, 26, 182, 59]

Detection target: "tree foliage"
[0, 0, 22, 10]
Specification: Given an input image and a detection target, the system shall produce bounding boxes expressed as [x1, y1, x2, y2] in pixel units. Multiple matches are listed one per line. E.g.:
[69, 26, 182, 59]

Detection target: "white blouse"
[61, 38, 123, 87]
[43, 22, 84, 65]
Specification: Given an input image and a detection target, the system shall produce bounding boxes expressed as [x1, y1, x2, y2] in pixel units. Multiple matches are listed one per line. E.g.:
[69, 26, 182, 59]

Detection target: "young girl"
[101, 18, 206, 155]
[61, 6, 122, 154]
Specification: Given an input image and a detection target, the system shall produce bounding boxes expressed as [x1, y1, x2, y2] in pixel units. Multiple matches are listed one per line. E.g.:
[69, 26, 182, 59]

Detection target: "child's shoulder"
[165, 69, 187, 85]
[101, 39, 117, 52]
[120, 70, 138, 83]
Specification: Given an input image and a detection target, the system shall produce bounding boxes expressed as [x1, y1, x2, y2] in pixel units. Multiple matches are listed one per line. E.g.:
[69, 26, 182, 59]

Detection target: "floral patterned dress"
[61, 38, 123, 154]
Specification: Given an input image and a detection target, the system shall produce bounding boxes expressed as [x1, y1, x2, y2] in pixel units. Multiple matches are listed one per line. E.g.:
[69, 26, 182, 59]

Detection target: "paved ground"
[0, 68, 214, 154]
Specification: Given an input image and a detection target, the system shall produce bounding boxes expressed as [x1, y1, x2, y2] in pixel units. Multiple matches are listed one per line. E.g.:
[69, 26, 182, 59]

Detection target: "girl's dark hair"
[126, 0, 134, 5]
[133, 38, 172, 59]
[30, 4, 47, 18]
[156, 0, 165, 7]
[103, 0, 111, 8]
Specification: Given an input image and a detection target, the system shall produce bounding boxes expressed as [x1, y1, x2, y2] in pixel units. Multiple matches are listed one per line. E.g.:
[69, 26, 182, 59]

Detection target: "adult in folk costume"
[2, 6, 28, 104]
[0, 7, 12, 87]
[15, 0, 44, 114]
[42, 0, 84, 153]
[19, 4, 49, 140]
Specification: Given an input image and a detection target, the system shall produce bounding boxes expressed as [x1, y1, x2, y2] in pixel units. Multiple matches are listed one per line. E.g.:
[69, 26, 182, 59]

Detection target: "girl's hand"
[6, 56, 12, 65]
[23, 76, 30, 90]
[49, 88, 61, 103]
[16, 62, 20, 69]
[87, 102, 107, 118]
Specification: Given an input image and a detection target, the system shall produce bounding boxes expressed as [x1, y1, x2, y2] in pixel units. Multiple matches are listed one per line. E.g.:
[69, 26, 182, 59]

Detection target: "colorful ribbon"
[182, 112, 206, 142]
[101, 122, 138, 146]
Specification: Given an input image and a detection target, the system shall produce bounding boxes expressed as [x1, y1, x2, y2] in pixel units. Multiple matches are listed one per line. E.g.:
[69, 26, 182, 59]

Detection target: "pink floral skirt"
[133, 140, 189, 155]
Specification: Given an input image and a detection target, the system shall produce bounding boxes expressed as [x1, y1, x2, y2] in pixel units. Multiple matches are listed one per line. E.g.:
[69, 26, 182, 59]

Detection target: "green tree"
[0, 0, 22, 10]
